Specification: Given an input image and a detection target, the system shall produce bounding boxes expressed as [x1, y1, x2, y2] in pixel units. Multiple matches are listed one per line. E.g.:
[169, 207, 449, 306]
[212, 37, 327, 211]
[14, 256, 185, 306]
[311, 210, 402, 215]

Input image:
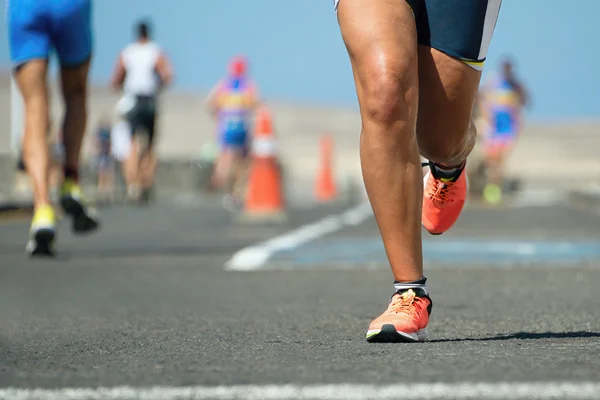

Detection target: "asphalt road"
[0, 195, 599, 398]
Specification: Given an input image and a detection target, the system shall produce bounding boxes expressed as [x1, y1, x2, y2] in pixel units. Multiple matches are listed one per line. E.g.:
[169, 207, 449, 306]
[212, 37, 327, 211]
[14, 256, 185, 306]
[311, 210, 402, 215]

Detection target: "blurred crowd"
[14, 20, 262, 210]
[12, 18, 528, 210]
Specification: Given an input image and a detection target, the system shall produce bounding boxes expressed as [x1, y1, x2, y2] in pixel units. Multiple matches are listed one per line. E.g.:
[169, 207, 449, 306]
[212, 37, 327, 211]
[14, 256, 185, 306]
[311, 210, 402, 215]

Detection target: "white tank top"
[121, 41, 161, 96]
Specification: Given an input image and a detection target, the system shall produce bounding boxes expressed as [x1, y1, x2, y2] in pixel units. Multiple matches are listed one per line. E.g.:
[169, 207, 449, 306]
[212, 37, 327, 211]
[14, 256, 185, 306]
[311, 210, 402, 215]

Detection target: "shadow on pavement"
[65, 244, 245, 260]
[0, 243, 244, 261]
[431, 331, 600, 342]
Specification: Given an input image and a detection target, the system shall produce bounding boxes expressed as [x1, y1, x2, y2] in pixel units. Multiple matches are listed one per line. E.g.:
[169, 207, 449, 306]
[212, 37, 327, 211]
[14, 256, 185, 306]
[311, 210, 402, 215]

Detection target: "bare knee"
[419, 118, 477, 165]
[359, 58, 418, 139]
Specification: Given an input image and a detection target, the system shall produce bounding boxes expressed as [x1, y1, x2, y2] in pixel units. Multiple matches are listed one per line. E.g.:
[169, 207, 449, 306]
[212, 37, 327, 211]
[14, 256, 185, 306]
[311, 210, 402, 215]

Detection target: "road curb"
[0, 197, 34, 214]
[568, 187, 600, 212]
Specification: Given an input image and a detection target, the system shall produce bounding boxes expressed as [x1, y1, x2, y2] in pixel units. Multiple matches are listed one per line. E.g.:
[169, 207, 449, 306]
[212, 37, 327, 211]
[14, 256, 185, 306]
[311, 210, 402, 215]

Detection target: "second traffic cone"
[315, 133, 337, 202]
[242, 105, 286, 221]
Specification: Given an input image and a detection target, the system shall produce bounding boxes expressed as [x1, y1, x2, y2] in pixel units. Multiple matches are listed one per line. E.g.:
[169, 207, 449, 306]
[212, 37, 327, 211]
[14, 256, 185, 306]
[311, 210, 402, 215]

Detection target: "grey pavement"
[0, 196, 599, 395]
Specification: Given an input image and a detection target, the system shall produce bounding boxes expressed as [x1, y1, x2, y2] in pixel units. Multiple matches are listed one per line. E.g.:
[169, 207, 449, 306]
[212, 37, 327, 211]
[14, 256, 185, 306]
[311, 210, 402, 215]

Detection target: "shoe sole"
[26, 228, 56, 257]
[421, 171, 469, 236]
[366, 324, 429, 343]
[60, 197, 99, 234]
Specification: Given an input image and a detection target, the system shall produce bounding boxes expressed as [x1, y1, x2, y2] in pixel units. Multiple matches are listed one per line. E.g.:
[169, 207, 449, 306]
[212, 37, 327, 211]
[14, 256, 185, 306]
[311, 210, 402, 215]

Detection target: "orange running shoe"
[366, 288, 432, 342]
[422, 162, 468, 235]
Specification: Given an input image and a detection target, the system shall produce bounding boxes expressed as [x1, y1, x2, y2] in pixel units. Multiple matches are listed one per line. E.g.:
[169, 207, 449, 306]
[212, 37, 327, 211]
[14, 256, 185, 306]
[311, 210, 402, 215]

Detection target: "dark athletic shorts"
[335, 0, 502, 70]
[125, 95, 157, 146]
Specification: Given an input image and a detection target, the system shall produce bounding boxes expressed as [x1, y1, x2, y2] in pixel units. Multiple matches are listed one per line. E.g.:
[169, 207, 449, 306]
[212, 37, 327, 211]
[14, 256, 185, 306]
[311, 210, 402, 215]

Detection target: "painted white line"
[2, 383, 600, 400]
[224, 202, 373, 271]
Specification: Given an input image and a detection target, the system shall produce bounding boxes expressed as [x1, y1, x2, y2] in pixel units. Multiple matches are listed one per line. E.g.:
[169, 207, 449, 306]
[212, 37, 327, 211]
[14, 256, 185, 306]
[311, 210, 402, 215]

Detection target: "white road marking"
[2, 383, 600, 400]
[224, 186, 592, 271]
[224, 202, 373, 271]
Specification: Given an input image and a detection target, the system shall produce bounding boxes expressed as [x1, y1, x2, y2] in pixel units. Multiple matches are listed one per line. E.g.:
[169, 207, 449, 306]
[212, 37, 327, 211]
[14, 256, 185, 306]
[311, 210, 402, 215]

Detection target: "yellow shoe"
[26, 204, 56, 256]
[60, 178, 85, 201]
[60, 179, 100, 234]
[483, 183, 502, 205]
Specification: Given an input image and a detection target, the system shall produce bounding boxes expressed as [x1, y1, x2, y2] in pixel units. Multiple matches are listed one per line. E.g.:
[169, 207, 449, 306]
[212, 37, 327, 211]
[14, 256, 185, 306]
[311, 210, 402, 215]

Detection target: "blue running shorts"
[7, 0, 92, 68]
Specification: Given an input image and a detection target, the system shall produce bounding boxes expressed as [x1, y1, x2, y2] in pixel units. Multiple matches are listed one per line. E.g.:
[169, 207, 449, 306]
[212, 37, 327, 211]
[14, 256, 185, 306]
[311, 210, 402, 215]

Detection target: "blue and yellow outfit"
[215, 78, 256, 151]
[481, 72, 523, 153]
[7, 0, 92, 67]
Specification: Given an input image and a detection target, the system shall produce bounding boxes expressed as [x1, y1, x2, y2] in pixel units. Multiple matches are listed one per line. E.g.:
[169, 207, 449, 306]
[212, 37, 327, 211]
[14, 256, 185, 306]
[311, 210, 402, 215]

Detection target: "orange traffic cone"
[315, 133, 337, 202]
[241, 105, 286, 221]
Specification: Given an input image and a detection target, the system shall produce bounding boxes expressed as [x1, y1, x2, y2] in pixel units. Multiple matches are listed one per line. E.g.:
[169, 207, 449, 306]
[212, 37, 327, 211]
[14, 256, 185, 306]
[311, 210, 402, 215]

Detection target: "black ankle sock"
[64, 167, 79, 182]
[394, 277, 427, 286]
[394, 277, 428, 296]
[432, 162, 465, 180]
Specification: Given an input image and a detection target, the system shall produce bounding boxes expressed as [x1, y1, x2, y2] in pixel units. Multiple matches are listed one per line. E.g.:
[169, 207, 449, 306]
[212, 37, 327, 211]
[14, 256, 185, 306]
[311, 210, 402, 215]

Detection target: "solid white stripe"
[224, 202, 373, 271]
[2, 383, 600, 400]
[477, 0, 503, 60]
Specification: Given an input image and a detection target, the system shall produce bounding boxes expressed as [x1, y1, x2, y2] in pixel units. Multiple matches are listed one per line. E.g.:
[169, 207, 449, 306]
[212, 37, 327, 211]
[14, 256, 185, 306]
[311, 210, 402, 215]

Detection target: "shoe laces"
[387, 289, 420, 315]
[426, 177, 458, 203]
[422, 161, 458, 203]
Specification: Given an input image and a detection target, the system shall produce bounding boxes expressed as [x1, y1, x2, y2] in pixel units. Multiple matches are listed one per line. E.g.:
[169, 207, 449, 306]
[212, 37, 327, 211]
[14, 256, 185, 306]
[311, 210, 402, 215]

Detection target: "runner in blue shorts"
[206, 56, 260, 209]
[7, 0, 100, 256]
[479, 57, 528, 204]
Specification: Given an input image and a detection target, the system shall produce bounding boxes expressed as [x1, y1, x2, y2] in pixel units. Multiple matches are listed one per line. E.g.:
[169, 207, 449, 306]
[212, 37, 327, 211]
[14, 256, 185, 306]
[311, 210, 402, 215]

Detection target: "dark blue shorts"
[7, 0, 93, 68]
[335, 0, 502, 69]
[408, 0, 502, 68]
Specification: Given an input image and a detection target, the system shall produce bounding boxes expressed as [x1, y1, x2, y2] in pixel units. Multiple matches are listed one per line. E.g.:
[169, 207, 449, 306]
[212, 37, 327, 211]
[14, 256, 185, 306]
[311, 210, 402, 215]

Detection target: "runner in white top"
[111, 20, 173, 204]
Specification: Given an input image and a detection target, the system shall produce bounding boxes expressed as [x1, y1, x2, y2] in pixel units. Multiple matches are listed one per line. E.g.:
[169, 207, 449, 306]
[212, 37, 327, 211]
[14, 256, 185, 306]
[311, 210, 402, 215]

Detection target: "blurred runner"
[93, 116, 115, 204]
[110, 118, 133, 199]
[478, 57, 529, 204]
[7, 0, 100, 256]
[111, 20, 173, 204]
[334, 0, 501, 342]
[206, 55, 260, 209]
